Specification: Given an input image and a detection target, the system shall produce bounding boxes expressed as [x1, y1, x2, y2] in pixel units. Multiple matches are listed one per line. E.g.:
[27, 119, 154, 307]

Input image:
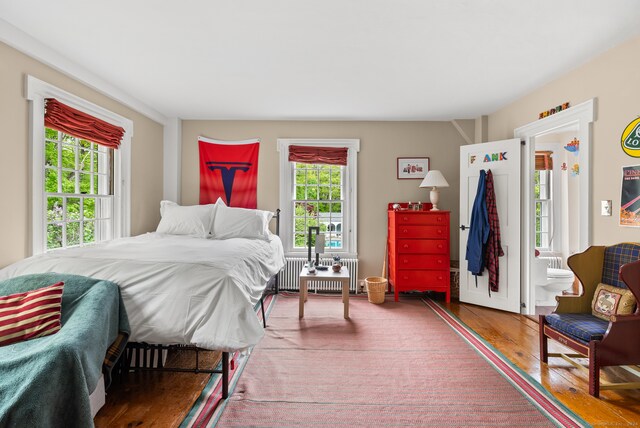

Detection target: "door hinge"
[521, 302, 526, 308]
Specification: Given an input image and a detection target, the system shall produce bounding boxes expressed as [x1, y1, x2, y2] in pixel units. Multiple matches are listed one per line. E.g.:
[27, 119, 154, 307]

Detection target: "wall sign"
[539, 102, 570, 120]
[620, 166, 640, 226]
[621, 117, 640, 157]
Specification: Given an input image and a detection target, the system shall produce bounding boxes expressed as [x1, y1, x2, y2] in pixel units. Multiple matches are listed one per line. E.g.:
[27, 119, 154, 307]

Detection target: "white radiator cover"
[538, 255, 563, 269]
[280, 257, 359, 293]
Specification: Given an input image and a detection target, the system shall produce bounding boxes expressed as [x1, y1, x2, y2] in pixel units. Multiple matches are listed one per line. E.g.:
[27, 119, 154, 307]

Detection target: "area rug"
[184, 294, 588, 427]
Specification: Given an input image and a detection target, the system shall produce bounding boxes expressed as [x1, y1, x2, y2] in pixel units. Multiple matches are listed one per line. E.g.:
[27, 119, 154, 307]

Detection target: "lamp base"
[429, 188, 440, 211]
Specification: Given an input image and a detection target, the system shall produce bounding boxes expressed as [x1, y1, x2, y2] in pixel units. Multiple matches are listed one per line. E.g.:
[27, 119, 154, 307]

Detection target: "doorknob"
[460, 225, 469, 231]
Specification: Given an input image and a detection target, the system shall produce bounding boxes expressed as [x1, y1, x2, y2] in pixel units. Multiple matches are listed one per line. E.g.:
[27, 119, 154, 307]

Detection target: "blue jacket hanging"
[465, 170, 490, 275]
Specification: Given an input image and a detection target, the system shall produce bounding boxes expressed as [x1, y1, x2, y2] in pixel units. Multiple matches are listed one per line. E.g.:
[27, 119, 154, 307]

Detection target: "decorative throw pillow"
[0, 282, 64, 347]
[156, 200, 216, 238]
[591, 283, 637, 321]
[211, 198, 274, 240]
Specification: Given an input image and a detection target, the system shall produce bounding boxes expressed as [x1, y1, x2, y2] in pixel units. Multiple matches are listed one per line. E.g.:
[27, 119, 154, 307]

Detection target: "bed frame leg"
[260, 296, 266, 328]
[222, 352, 229, 399]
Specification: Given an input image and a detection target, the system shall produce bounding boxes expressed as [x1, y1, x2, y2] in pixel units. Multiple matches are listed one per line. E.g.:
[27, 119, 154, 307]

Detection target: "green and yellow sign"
[621, 117, 640, 157]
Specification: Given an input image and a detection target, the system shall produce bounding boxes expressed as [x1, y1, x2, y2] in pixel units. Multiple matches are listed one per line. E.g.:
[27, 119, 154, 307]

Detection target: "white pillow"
[156, 201, 215, 238]
[212, 198, 273, 240]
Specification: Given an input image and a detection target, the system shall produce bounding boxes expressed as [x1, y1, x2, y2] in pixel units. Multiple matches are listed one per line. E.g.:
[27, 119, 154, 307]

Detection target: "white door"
[459, 139, 521, 313]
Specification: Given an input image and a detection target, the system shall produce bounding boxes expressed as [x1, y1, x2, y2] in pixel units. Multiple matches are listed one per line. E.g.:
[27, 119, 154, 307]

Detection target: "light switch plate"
[601, 200, 612, 216]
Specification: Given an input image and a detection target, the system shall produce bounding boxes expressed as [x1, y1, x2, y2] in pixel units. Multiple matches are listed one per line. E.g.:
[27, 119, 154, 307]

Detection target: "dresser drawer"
[397, 239, 447, 254]
[395, 270, 449, 288]
[396, 254, 448, 269]
[395, 213, 449, 226]
[396, 225, 448, 238]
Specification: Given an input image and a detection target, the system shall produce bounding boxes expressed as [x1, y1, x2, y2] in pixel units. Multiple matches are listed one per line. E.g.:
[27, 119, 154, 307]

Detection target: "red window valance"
[535, 151, 553, 171]
[288, 145, 348, 166]
[44, 98, 125, 149]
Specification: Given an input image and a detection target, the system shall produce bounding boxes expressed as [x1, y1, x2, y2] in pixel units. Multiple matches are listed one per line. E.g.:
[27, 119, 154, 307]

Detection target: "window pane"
[67, 198, 81, 221]
[61, 144, 76, 169]
[61, 171, 76, 193]
[67, 222, 81, 246]
[295, 186, 306, 200]
[294, 233, 306, 248]
[45, 128, 59, 140]
[47, 224, 63, 249]
[307, 170, 318, 184]
[47, 197, 64, 223]
[83, 221, 95, 244]
[79, 139, 92, 149]
[319, 186, 330, 200]
[331, 168, 341, 184]
[330, 186, 341, 200]
[307, 187, 318, 199]
[295, 170, 305, 184]
[331, 203, 342, 213]
[62, 133, 76, 144]
[45, 141, 58, 167]
[45, 168, 58, 193]
[79, 149, 92, 171]
[84, 198, 95, 219]
[80, 173, 92, 194]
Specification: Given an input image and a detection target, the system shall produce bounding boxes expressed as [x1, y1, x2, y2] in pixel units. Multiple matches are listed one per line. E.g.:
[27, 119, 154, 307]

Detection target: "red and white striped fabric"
[0, 282, 64, 347]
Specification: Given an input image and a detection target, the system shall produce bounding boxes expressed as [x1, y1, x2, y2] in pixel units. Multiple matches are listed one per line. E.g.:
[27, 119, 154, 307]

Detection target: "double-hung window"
[27, 76, 132, 255]
[278, 139, 359, 257]
[44, 130, 113, 249]
[534, 151, 553, 250]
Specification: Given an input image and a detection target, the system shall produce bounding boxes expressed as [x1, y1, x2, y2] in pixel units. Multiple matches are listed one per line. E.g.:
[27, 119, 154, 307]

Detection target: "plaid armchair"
[539, 243, 640, 397]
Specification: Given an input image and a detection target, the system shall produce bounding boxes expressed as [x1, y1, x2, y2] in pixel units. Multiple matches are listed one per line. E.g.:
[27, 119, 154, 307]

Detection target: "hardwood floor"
[95, 298, 640, 427]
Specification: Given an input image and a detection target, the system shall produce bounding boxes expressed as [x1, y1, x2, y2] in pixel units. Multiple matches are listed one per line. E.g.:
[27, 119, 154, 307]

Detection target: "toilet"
[533, 258, 575, 306]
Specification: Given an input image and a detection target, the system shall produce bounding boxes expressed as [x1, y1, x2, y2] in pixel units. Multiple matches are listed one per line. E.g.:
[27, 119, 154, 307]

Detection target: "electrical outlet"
[601, 200, 612, 216]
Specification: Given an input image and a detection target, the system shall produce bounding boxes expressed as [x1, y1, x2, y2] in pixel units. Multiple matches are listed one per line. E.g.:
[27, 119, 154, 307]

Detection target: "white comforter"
[0, 233, 285, 351]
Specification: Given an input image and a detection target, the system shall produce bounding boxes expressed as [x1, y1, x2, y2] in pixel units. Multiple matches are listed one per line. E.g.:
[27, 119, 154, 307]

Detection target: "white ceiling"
[1, 0, 639, 121]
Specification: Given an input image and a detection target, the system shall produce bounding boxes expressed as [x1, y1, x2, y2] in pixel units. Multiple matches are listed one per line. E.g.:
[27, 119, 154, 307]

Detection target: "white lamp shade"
[419, 170, 449, 188]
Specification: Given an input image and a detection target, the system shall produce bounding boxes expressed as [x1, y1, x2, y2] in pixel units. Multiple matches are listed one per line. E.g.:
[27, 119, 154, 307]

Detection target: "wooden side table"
[299, 266, 350, 319]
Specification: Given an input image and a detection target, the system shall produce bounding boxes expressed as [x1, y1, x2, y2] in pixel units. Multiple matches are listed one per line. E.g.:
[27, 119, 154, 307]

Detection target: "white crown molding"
[0, 18, 167, 125]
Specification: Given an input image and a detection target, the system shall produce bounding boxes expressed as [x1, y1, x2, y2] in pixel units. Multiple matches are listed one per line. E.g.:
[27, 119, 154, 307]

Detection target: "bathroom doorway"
[514, 99, 595, 316]
[532, 125, 581, 314]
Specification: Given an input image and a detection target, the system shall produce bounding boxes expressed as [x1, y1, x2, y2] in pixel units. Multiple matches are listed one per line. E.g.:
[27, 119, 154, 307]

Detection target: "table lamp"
[419, 170, 449, 211]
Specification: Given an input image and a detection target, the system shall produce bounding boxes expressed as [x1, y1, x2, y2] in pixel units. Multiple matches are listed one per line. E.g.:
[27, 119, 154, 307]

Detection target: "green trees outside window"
[44, 128, 112, 250]
[293, 163, 343, 249]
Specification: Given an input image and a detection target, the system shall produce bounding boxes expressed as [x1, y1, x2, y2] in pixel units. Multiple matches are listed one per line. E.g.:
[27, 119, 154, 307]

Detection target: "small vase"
[332, 262, 342, 273]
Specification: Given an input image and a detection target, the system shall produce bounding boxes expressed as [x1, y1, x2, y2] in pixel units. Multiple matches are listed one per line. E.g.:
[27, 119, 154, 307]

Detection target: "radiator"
[539, 255, 563, 269]
[280, 257, 359, 293]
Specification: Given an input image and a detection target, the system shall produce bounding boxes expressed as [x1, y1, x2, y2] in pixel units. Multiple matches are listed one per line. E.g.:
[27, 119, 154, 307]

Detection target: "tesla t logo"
[206, 161, 252, 205]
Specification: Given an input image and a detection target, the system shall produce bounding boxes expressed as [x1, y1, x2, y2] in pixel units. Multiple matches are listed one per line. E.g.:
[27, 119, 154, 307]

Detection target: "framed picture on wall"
[397, 157, 430, 179]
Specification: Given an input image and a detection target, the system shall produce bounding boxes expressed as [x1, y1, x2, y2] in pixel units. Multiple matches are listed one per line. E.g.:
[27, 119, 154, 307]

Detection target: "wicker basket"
[365, 276, 387, 304]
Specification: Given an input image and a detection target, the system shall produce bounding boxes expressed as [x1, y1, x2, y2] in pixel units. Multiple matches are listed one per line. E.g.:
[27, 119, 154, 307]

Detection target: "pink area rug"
[185, 294, 586, 427]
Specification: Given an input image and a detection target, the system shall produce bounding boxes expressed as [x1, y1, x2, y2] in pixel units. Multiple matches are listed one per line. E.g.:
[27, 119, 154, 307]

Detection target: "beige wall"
[182, 120, 473, 280]
[488, 35, 640, 246]
[0, 42, 164, 268]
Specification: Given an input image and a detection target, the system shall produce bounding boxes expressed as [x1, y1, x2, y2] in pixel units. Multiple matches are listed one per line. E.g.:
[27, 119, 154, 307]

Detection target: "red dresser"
[387, 203, 450, 302]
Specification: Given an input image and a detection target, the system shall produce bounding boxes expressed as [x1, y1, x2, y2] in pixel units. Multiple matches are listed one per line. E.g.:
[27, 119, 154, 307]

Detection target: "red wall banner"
[198, 137, 260, 208]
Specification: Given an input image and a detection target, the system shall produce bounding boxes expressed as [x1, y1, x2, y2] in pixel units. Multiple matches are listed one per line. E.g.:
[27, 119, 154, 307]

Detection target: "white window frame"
[26, 75, 133, 255]
[277, 139, 359, 257]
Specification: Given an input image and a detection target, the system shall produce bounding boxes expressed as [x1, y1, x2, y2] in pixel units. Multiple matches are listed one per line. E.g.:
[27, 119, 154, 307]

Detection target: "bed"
[0, 273, 128, 427]
[0, 200, 285, 400]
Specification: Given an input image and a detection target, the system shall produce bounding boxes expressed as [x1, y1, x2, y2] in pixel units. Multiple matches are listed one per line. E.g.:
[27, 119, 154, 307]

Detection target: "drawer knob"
[403, 276, 409, 280]
[437, 229, 443, 234]
[438, 276, 443, 280]
[403, 216, 409, 221]
[403, 244, 409, 249]
[437, 244, 443, 249]
[403, 259, 408, 264]
[437, 217, 442, 222]
[438, 260, 443, 264]
[403, 229, 408, 233]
